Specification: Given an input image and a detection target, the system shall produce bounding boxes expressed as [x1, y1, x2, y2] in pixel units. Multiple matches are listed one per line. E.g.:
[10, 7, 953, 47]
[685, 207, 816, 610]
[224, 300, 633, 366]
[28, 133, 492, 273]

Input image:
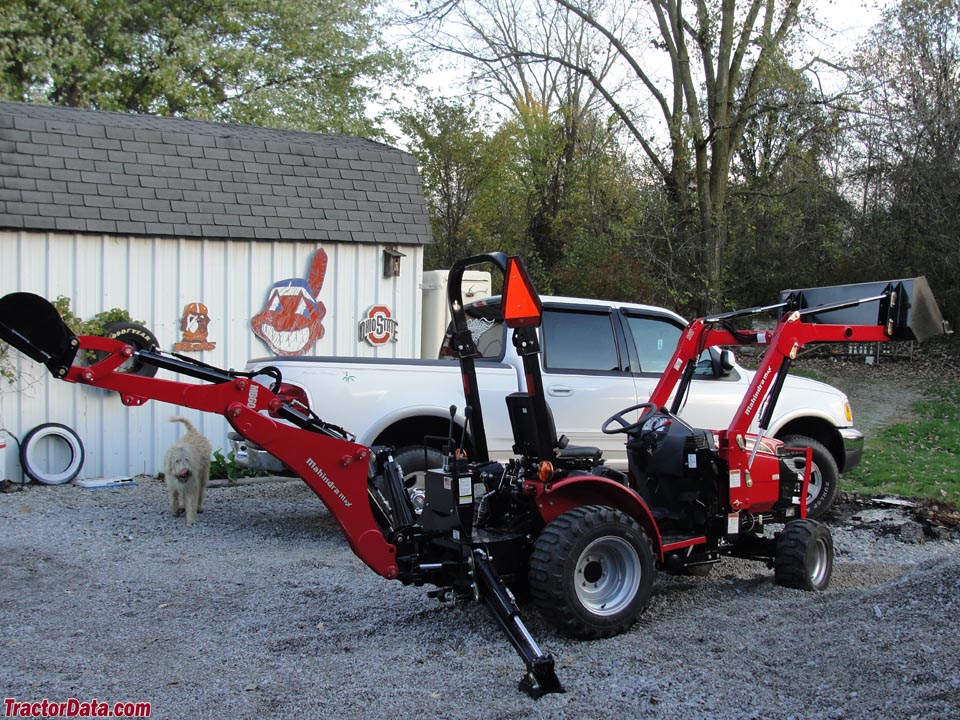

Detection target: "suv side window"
[541, 309, 620, 372]
[624, 315, 683, 374]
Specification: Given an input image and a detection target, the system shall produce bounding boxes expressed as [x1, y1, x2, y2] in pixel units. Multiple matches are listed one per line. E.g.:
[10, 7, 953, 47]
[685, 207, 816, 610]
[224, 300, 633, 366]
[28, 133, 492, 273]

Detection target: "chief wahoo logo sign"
[251, 249, 328, 356]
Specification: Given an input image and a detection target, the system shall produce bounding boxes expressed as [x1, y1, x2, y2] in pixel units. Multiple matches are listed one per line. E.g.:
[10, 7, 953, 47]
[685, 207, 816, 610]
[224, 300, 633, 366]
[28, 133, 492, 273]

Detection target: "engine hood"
[739, 366, 852, 426]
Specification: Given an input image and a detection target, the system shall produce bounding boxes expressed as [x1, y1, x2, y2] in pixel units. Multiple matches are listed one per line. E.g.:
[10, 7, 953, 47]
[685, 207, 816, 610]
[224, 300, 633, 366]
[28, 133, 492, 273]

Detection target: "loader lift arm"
[648, 278, 950, 454]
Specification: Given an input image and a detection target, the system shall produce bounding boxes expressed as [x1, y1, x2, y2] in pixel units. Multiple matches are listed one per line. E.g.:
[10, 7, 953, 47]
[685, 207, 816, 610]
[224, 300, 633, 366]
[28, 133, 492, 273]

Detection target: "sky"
[402, 0, 891, 107]
[381, 0, 894, 148]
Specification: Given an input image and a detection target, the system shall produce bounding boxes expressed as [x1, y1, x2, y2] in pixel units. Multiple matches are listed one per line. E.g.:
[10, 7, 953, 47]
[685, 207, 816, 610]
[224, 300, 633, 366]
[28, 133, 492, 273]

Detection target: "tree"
[405, 0, 629, 277]
[409, 0, 831, 312]
[395, 97, 520, 268]
[846, 0, 960, 326]
[725, 57, 851, 305]
[0, 0, 406, 135]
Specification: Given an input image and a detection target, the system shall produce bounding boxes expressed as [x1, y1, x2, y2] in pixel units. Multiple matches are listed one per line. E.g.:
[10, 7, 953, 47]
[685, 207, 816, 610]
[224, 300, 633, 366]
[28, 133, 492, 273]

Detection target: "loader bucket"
[780, 277, 950, 343]
[0, 292, 79, 378]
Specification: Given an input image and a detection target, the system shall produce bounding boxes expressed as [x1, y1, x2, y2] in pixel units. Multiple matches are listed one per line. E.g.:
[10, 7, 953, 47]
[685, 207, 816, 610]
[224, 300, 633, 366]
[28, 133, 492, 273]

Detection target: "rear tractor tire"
[774, 519, 833, 591]
[529, 505, 655, 639]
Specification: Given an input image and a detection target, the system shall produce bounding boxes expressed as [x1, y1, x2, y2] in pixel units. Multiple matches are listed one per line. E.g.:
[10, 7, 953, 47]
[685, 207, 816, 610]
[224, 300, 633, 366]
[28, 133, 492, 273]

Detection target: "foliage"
[52, 296, 138, 335]
[0, 344, 15, 384]
[723, 57, 852, 308]
[394, 97, 519, 268]
[844, 380, 960, 505]
[0, 0, 407, 135]
[406, 0, 819, 313]
[209, 449, 269, 484]
[396, 92, 651, 297]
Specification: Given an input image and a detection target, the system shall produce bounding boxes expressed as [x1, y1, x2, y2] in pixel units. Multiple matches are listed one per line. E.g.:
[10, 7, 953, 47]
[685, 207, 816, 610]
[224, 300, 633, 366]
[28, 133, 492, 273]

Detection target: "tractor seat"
[505, 392, 602, 469]
[555, 435, 602, 466]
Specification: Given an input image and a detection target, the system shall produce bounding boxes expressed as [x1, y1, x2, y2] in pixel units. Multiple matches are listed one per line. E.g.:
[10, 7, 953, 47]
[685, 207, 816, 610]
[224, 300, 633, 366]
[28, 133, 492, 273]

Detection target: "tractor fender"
[533, 475, 666, 560]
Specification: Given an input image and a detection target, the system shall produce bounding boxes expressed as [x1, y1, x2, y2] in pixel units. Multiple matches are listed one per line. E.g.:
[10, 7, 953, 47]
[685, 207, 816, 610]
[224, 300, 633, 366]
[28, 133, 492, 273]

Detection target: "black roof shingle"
[0, 101, 433, 245]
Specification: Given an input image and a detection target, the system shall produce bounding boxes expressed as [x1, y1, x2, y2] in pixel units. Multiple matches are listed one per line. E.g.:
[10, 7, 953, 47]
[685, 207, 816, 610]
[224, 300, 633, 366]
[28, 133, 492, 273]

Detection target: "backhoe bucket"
[0, 292, 79, 378]
[780, 277, 950, 343]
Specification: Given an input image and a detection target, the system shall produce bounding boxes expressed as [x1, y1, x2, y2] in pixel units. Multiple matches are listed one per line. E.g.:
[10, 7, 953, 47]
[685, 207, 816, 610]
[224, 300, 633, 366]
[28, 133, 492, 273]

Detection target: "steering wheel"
[601, 402, 659, 435]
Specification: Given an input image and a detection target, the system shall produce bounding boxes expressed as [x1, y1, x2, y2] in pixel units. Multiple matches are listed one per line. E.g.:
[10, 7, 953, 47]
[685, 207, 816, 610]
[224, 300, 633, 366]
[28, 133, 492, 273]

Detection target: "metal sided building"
[0, 101, 433, 480]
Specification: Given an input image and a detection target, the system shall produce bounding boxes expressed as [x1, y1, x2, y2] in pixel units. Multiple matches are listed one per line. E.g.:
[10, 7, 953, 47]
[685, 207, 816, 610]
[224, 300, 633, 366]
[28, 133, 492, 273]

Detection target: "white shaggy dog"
[163, 417, 212, 524]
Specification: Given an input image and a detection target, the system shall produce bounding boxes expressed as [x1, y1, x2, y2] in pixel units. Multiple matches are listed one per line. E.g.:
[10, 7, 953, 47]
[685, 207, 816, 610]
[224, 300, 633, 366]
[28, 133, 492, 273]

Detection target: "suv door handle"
[548, 385, 573, 397]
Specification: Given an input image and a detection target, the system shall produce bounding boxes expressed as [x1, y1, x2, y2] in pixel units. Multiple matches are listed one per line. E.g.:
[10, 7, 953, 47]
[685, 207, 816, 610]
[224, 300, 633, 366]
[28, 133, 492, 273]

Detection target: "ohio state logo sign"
[358, 305, 399, 345]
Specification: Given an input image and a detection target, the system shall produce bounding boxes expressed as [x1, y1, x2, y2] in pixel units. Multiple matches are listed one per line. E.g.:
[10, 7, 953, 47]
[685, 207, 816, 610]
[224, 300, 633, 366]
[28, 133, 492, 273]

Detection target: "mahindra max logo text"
[358, 305, 398, 345]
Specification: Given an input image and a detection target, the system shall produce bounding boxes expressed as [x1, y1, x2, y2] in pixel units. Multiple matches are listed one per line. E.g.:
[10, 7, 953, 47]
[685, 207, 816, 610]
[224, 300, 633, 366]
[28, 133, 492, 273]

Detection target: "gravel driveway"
[3, 469, 958, 720]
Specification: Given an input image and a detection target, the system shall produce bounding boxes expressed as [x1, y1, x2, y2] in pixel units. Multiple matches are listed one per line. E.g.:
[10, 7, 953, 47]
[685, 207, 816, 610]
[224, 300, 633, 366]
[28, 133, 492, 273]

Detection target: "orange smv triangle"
[503, 257, 543, 328]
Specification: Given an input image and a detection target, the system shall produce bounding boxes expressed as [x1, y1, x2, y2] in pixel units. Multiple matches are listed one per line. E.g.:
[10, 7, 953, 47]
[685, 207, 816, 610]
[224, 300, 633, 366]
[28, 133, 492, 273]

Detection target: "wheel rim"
[574, 536, 641, 616]
[807, 536, 830, 587]
[805, 461, 823, 506]
[785, 455, 822, 507]
[401, 466, 427, 513]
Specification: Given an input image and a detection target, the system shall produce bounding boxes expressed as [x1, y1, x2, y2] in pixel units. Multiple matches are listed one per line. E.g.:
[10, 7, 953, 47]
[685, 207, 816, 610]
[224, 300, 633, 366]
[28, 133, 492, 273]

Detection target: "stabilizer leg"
[472, 549, 564, 699]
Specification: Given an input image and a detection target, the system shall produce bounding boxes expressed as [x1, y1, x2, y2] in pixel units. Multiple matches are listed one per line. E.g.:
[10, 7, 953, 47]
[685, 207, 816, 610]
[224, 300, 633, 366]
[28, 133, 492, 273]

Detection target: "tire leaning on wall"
[94, 321, 160, 378]
[20, 423, 86, 485]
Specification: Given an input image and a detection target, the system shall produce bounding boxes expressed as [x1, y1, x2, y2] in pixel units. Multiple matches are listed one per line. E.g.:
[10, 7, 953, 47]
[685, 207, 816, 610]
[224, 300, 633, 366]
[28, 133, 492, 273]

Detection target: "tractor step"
[660, 534, 707, 552]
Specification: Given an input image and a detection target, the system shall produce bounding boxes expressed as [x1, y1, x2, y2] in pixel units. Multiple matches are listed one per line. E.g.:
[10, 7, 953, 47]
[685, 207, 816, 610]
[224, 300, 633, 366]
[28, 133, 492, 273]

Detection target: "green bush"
[209, 449, 269, 484]
[51, 296, 143, 336]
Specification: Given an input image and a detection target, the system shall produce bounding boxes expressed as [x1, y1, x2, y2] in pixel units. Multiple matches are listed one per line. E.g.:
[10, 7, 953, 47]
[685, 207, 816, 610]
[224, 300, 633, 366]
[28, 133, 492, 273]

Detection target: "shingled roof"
[0, 101, 433, 244]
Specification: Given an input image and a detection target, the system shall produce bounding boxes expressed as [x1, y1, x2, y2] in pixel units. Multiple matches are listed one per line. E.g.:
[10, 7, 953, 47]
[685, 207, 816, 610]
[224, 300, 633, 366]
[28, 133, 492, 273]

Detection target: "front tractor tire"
[774, 519, 834, 591]
[529, 505, 655, 639]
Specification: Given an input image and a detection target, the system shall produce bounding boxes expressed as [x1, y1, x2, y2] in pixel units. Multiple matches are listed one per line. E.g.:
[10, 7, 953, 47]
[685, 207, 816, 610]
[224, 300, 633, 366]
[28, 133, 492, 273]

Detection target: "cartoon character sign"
[173, 302, 216, 352]
[251, 249, 328, 356]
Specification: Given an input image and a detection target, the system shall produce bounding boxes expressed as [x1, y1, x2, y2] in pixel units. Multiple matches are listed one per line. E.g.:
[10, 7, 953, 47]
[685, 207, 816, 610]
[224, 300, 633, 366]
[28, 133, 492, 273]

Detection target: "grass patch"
[844, 380, 960, 505]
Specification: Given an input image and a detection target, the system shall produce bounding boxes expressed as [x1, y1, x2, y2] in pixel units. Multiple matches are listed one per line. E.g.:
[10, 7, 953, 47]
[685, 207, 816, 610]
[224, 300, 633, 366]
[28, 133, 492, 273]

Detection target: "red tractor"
[0, 254, 948, 697]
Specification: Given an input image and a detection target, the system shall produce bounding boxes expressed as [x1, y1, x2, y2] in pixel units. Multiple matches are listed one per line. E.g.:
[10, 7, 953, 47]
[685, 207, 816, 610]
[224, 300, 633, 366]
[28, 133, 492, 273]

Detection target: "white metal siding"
[0, 230, 423, 480]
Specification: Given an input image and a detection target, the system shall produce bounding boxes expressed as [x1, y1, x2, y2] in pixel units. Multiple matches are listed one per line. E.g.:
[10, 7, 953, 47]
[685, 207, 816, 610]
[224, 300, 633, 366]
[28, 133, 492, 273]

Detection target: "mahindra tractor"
[0, 254, 948, 698]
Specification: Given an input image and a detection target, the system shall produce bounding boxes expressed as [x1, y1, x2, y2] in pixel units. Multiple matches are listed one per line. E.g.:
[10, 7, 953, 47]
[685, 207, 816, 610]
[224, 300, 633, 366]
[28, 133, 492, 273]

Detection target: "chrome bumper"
[228, 432, 290, 474]
[839, 427, 864, 473]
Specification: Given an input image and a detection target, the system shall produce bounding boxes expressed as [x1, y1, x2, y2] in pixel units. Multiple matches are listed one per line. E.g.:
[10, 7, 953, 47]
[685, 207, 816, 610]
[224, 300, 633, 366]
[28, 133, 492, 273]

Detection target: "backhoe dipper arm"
[53, 334, 399, 579]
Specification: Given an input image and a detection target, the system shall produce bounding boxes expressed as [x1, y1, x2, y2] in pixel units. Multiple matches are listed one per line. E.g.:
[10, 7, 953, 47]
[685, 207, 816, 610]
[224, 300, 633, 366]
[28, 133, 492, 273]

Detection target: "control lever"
[444, 404, 457, 471]
[458, 405, 472, 459]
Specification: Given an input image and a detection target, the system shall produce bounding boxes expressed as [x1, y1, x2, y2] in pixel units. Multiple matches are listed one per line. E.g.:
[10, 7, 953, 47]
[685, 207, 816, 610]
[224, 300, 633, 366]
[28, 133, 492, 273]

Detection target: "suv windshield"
[438, 298, 506, 360]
